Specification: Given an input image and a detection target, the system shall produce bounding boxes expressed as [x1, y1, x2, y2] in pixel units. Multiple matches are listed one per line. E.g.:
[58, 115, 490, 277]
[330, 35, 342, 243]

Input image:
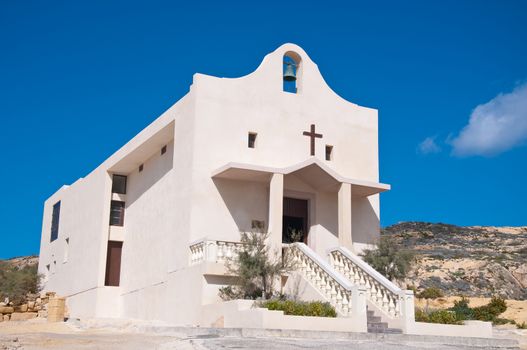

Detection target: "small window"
[110, 200, 125, 226]
[63, 238, 69, 263]
[50, 201, 61, 242]
[112, 175, 127, 194]
[248, 133, 257, 148]
[53, 260, 57, 274]
[251, 220, 265, 230]
[161, 145, 167, 155]
[325, 145, 333, 161]
[45, 264, 50, 281]
[139, 164, 144, 172]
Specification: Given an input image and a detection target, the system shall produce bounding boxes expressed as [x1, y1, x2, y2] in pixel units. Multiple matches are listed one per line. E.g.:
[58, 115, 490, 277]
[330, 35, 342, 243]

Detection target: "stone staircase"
[367, 308, 402, 334]
[285, 243, 415, 333]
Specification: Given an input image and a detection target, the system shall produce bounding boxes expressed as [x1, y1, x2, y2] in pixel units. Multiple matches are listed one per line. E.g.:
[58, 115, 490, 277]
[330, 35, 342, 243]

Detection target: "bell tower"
[283, 51, 302, 94]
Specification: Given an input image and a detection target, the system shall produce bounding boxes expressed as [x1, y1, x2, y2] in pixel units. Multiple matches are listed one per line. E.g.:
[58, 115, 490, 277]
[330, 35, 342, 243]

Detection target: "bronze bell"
[283, 62, 296, 82]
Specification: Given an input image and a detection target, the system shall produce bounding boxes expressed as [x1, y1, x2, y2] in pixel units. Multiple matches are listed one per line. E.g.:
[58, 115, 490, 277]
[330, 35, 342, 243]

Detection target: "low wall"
[407, 320, 493, 338]
[201, 300, 367, 333]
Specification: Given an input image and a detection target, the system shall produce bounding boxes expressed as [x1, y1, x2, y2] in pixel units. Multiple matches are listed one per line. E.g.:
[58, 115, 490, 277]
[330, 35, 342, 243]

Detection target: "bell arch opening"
[283, 51, 302, 94]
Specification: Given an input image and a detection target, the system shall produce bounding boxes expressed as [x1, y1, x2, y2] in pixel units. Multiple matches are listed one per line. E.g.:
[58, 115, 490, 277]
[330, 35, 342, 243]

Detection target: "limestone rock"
[3, 314, 9, 321]
[15, 304, 28, 313]
[512, 265, 527, 288]
[0, 306, 14, 314]
[10, 312, 37, 321]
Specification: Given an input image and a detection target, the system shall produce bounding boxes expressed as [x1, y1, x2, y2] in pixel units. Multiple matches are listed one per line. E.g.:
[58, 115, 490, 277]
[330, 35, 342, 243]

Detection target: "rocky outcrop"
[384, 222, 527, 299]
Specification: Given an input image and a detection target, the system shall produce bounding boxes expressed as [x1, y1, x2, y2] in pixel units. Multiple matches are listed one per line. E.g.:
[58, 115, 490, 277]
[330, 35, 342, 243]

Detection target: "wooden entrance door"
[104, 241, 123, 286]
[282, 197, 309, 243]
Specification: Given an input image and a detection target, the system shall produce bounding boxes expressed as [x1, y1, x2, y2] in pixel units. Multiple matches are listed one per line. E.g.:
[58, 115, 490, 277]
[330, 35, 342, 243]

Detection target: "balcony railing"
[189, 239, 245, 266]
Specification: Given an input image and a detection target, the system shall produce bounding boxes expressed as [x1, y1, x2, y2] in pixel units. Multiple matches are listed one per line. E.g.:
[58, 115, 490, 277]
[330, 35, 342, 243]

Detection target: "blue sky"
[1, 1, 526, 258]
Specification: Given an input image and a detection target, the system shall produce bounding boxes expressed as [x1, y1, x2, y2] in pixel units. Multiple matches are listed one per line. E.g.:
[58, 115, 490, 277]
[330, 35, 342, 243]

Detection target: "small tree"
[219, 231, 295, 300]
[361, 235, 414, 282]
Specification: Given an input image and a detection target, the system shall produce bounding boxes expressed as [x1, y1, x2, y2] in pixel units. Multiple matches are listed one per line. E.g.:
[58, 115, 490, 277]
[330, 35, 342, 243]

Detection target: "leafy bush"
[417, 296, 511, 325]
[418, 287, 444, 299]
[415, 308, 461, 325]
[0, 260, 41, 305]
[361, 235, 415, 282]
[261, 299, 337, 318]
[471, 297, 507, 322]
[449, 297, 474, 320]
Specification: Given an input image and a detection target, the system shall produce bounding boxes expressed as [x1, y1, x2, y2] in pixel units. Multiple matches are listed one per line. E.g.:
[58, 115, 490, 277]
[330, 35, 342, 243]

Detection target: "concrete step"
[367, 316, 381, 323]
[367, 322, 388, 330]
[367, 327, 403, 334]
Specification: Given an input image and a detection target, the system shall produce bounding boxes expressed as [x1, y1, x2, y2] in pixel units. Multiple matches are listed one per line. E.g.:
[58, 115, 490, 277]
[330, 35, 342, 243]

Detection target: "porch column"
[338, 182, 353, 250]
[268, 173, 284, 249]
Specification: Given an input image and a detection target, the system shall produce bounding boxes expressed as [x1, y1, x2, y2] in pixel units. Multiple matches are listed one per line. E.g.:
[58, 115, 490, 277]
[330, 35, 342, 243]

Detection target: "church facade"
[37, 44, 491, 337]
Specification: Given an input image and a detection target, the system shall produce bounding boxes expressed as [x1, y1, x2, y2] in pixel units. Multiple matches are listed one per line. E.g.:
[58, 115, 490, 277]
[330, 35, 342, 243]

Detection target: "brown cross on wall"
[302, 124, 323, 156]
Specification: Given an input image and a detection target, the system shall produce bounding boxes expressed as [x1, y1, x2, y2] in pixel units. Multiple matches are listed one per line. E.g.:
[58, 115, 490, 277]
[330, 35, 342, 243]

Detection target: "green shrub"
[418, 287, 444, 299]
[472, 297, 507, 322]
[449, 297, 474, 321]
[428, 310, 462, 325]
[415, 308, 461, 325]
[361, 235, 415, 282]
[493, 318, 515, 325]
[415, 308, 430, 322]
[261, 299, 337, 318]
[0, 261, 41, 305]
[517, 322, 527, 329]
[418, 296, 510, 325]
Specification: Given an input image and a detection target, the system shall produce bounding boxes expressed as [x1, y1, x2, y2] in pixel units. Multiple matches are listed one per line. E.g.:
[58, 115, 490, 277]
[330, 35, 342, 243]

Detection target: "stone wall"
[0, 292, 64, 322]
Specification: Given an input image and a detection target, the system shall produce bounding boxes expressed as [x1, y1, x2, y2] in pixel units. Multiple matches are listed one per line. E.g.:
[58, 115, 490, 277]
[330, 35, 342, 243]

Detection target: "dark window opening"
[139, 164, 144, 172]
[50, 201, 61, 242]
[112, 175, 127, 194]
[251, 220, 265, 230]
[110, 200, 125, 226]
[105, 241, 123, 286]
[248, 133, 257, 148]
[161, 145, 167, 155]
[325, 145, 333, 161]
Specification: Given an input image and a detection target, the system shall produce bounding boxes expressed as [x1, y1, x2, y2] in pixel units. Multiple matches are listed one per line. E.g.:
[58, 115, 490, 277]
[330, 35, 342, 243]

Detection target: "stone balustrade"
[189, 239, 245, 265]
[329, 247, 414, 321]
[285, 243, 366, 317]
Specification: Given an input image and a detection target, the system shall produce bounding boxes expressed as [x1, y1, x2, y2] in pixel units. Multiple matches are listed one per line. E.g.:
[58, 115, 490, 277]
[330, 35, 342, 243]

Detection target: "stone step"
[368, 327, 403, 334]
[367, 316, 381, 323]
[367, 322, 388, 330]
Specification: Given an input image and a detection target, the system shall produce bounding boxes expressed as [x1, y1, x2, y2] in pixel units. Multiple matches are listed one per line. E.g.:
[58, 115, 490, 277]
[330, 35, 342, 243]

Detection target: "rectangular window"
[104, 241, 123, 287]
[325, 145, 333, 161]
[111, 175, 127, 194]
[109, 200, 125, 226]
[63, 238, 69, 263]
[50, 201, 61, 242]
[161, 145, 167, 155]
[248, 132, 257, 148]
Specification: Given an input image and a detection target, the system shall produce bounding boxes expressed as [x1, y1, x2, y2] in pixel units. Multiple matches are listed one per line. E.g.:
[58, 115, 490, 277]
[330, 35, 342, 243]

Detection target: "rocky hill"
[384, 222, 527, 299]
[1, 255, 39, 269]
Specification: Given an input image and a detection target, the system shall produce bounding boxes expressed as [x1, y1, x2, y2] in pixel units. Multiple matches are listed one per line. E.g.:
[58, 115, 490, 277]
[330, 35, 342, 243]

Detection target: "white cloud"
[418, 136, 441, 155]
[450, 83, 527, 157]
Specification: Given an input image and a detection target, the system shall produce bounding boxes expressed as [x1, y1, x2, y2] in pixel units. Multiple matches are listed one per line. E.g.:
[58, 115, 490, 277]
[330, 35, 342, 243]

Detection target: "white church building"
[38, 44, 491, 337]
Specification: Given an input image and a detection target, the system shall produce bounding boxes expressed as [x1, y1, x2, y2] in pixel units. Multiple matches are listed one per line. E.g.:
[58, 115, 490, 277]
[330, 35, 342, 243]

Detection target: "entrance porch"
[212, 158, 390, 255]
